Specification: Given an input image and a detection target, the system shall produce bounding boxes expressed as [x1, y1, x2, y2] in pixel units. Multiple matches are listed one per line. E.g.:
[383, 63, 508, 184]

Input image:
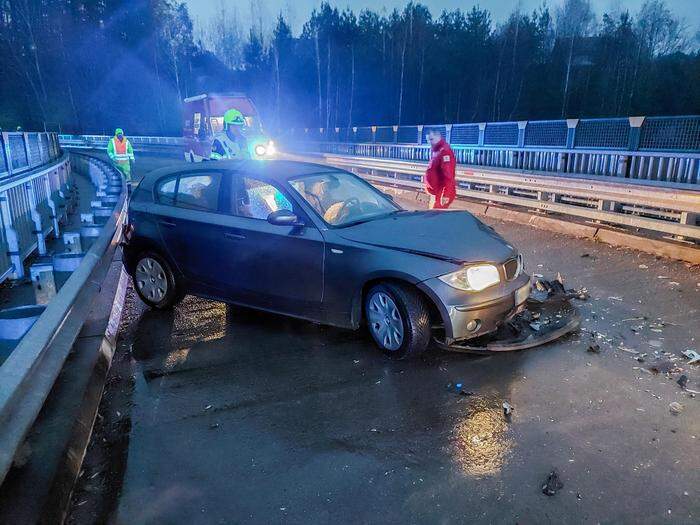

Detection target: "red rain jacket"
[424, 138, 456, 199]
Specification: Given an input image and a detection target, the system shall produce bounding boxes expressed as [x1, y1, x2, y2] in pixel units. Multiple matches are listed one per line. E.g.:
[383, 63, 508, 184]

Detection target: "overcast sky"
[184, 0, 699, 37]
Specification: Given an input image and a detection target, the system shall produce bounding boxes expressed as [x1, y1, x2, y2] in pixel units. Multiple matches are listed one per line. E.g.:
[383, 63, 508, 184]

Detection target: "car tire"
[364, 282, 431, 359]
[132, 251, 184, 309]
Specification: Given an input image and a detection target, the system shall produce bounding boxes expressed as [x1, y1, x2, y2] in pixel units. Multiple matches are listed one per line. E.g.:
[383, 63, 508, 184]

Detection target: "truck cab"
[183, 93, 275, 162]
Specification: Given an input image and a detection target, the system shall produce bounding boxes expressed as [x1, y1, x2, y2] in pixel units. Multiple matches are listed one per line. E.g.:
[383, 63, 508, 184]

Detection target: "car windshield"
[289, 172, 399, 227]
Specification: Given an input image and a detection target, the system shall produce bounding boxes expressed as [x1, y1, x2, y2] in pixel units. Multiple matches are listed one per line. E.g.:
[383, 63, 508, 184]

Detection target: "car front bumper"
[418, 273, 531, 343]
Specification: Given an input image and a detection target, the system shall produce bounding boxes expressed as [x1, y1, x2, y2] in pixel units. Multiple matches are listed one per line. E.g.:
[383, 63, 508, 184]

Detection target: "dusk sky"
[184, 0, 700, 37]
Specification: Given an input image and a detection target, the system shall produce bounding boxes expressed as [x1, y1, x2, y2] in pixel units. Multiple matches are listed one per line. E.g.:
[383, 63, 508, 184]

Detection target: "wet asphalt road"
[69, 156, 699, 524]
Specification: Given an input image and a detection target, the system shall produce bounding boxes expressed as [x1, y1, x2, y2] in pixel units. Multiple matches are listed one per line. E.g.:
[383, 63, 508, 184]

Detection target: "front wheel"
[364, 283, 431, 359]
[132, 252, 184, 309]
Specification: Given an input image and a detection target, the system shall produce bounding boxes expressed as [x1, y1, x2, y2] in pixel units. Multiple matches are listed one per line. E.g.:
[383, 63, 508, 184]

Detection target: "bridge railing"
[59, 134, 184, 150]
[286, 115, 700, 186]
[1, 132, 62, 179]
[0, 132, 71, 282]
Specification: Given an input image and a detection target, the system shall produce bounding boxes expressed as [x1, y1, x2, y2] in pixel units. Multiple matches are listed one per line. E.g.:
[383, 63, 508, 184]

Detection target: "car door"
[155, 170, 232, 289]
[220, 174, 325, 319]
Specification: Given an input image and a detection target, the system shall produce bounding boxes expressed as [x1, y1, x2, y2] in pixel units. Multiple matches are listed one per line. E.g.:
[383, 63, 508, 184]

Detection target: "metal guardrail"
[297, 153, 700, 241]
[292, 142, 700, 186]
[1, 132, 62, 178]
[0, 153, 126, 484]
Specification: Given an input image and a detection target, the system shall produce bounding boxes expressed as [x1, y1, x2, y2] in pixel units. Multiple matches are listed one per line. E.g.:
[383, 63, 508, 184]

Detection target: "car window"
[156, 177, 177, 205]
[176, 173, 222, 212]
[289, 171, 398, 226]
[233, 176, 293, 220]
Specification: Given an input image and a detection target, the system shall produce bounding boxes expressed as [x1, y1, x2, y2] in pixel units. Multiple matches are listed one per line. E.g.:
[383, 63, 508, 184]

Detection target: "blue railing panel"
[484, 123, 518, 146]
[640, 116, 700, 152]
[575, 118, 629, 149]
[451, 124, 479, 145]
[8, 135, 28, 170]
[397, 126, 419, 144]
[525, 120, 567, 147]
[375, 127, 395, 143]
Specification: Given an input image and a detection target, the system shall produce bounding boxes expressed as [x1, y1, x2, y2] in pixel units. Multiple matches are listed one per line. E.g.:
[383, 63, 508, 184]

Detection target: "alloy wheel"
[367, 291, 404, 351]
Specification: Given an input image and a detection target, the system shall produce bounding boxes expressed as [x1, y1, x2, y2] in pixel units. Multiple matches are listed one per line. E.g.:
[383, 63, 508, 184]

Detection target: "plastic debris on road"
[542, 470, 564, 496]
[681, 350, 700, 365]
[669, 402, 684, 415]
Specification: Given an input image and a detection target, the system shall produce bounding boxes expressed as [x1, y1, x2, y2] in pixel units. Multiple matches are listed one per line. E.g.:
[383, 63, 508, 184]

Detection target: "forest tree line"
[0, 0, 698, 135]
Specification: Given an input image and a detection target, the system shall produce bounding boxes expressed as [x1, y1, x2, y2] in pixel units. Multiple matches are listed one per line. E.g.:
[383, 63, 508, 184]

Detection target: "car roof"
[138, 160, 343, 193]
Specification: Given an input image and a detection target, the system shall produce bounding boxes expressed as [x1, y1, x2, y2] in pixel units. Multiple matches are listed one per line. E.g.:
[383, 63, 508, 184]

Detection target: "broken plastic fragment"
[542, 470, 564, 496]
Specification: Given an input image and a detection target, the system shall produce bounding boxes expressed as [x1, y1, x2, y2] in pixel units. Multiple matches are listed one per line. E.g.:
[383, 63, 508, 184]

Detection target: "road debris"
[669, 402, 684, 415]
[647, 359, 678, 374]
[681, 350, 700, 365]
[676, 375, 688, 389]
[587, 343, 601, 354]
[503, 401, 513, 419]
[542, 470, 564, 496]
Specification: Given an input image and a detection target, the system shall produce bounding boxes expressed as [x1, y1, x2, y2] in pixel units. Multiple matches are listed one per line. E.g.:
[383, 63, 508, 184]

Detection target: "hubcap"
[367, 291, 404, 351]
[135, 257, 168, 303]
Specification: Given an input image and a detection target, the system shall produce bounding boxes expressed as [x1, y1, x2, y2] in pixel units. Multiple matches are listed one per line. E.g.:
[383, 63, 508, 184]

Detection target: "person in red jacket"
[424, 129, 457, 209]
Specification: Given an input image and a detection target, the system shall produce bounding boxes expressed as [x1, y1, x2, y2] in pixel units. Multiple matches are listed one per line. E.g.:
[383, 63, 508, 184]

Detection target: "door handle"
[159, 220, 176, 228]
[224, 231, 246, 240]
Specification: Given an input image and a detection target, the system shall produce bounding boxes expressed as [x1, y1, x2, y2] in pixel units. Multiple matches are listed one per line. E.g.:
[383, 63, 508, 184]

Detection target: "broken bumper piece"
[434, 278, 582, 354]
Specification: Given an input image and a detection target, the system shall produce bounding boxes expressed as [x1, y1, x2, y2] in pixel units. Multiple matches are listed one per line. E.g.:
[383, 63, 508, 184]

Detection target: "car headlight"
[439, 264, 501, 292]
[266, 141, 276, 155]
[254, 144, 267, 156]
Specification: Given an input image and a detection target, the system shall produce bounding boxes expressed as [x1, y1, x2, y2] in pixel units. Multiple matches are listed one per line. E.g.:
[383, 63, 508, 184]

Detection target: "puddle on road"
[449, 395, 515, 477]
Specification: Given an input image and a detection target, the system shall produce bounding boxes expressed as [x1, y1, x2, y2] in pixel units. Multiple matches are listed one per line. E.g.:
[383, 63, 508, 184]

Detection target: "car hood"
[335, 211, 516, 264]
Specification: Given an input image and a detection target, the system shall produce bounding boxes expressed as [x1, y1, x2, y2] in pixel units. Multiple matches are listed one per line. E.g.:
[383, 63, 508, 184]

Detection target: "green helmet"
[223, 109, 245, 127]
[115, 128, 124, 136]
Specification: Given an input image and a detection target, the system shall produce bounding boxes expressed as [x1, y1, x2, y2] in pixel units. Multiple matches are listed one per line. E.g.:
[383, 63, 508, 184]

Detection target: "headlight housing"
[254, 144, 267, 157]
[439, 264, 501, 292]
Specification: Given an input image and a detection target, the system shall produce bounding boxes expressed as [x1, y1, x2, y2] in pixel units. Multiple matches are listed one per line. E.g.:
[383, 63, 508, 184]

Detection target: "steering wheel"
[336, 197, 361, 222]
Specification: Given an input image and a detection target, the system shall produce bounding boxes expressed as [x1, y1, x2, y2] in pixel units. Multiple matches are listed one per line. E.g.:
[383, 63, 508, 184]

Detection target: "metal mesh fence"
[27, 133, 41, 166]
[375, 127, 395, 143]
[484, 123, 519, 145]
[355, 127, 372, 142]
[40, 134, 50, 162]
[397, 126, 419, 144]
[451, 124, 480, 145]
[525, 120, 567, 147]
[640, 116, 700, 151]
[575, 118, 629, 149]
[8, 135, 28, 170]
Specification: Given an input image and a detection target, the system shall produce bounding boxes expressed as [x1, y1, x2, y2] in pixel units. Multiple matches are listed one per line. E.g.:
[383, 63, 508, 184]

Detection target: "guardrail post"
[517, 121, 527, 148]
[628, 116, 644, 151]
[417, 125, 424, 145]
[392, 126, 399, 144]
[478, 123, 486, 146]
[45, 172, 60, 237]
[26, 181, 47, 255]
[445, 124, 453, 144]
[1, 132, 13, 177]
[0, 193, 23, 279]
[371, 126, 377, 144]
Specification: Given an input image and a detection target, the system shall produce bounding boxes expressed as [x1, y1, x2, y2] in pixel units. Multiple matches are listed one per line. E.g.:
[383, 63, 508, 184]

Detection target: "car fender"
[349, 270, 429, 330]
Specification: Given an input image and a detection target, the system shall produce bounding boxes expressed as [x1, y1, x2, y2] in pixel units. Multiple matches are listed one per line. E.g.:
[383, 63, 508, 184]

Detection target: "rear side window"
[155, 172, 223, 212]
[177, 174, 223, 212]
[156, 177, 177, 205]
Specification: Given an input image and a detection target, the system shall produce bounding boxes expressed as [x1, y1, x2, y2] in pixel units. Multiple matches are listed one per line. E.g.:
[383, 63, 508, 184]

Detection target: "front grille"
[503, 257, 519, 281]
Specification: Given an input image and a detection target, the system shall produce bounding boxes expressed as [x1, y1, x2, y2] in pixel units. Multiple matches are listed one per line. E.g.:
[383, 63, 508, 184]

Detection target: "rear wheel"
[132, 251, 184, 309]
[364, 282, 431, 359]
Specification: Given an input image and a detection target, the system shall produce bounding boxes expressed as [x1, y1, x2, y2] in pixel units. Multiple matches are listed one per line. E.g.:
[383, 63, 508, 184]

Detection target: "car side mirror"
[267, 209, 303, 227]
